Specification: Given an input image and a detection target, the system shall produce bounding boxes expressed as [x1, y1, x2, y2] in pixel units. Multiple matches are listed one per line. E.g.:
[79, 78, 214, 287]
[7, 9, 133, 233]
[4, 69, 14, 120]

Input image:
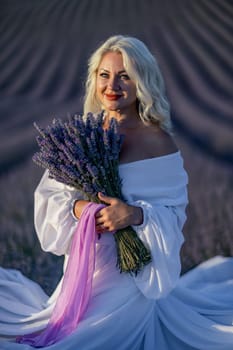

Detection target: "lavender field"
[0, 0, 232, 295]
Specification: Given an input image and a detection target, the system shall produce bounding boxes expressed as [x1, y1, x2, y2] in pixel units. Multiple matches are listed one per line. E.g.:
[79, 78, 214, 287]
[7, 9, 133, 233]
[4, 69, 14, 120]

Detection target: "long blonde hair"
[83, 35, 172, 133]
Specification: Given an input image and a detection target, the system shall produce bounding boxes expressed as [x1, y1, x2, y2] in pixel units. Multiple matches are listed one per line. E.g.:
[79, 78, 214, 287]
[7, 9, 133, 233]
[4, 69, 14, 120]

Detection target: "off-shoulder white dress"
[1, 152, 233, 349]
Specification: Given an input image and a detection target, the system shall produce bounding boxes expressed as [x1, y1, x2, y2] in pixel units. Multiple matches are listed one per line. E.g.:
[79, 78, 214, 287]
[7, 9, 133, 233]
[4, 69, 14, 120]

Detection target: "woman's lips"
[105, 94, 122, 101]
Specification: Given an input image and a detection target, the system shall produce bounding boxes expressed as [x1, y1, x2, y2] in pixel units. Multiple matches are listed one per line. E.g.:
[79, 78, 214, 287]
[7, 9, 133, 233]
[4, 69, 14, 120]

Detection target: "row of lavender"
[1, 0, 232, 174]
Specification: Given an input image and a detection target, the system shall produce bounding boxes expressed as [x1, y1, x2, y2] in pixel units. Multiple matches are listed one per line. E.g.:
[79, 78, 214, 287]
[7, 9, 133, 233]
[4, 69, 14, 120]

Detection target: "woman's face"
[96, 51, 137, 115]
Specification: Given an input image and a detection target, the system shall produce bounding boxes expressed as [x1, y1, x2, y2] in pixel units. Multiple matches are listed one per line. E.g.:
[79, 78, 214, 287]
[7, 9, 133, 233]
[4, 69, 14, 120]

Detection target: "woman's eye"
[120, 74, 130, 80]
[99, 72, 109, 78]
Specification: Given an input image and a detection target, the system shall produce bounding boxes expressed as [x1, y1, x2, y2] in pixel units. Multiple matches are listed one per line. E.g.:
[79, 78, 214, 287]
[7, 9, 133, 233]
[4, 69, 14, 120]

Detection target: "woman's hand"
[95, 192, 143, 233]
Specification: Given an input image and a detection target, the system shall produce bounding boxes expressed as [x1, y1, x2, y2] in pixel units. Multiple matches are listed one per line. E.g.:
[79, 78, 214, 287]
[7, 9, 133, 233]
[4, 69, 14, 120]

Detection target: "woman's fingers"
[96, 223, 108, 234]
[95, 212, 106, 232]
[95, 214, 104, 225]
[95, 196, 133, 231]
[97, 192, 115, 204]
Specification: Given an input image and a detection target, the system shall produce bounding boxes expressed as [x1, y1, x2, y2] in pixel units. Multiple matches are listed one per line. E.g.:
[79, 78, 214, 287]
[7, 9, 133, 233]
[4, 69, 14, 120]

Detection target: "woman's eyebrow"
[99, 68, 127, 74]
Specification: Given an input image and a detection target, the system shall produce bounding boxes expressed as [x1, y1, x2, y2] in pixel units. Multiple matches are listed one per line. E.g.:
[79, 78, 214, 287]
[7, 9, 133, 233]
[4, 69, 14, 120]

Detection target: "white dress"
[0, 151, 233, 349]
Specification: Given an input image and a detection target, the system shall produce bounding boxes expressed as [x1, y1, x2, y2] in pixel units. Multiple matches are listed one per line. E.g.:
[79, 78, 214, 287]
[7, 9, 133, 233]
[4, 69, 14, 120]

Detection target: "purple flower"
[32, 111, 151, 275]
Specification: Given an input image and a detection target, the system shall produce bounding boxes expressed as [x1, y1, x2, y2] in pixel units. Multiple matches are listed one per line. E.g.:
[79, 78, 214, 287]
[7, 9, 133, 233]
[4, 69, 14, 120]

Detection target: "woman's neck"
[104, 110, 141, 130]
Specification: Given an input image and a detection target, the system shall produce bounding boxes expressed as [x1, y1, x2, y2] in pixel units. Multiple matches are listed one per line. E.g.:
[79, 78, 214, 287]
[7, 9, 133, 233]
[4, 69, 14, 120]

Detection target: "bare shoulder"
[119, 124, 178, 164]
[142, 125, 178, 157]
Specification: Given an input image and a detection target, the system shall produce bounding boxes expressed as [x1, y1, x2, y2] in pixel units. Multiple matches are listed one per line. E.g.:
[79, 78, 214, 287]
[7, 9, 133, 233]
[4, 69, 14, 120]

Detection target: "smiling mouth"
[105, 94, 122, 101]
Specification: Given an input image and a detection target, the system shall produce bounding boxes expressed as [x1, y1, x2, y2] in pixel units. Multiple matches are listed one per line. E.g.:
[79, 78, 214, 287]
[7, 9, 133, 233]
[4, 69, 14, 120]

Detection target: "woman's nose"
[108, 76, 120, 91]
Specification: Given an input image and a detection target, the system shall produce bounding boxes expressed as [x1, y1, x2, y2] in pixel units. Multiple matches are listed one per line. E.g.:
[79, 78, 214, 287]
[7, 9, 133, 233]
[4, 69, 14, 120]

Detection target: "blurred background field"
[0, 0, 232, 295]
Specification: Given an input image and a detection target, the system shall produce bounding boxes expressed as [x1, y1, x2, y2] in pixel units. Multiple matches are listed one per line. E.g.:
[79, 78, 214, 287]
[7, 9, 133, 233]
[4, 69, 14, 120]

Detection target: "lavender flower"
[33, 112, 151, 274]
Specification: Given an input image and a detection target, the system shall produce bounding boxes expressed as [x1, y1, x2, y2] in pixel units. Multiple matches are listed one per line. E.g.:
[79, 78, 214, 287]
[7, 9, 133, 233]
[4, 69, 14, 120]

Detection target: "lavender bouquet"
[33, 112, 151, 275]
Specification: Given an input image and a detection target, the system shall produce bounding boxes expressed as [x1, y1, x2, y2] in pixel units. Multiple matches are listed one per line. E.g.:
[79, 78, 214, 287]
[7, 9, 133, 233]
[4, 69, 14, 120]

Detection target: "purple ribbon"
[17, 202, 105, 347]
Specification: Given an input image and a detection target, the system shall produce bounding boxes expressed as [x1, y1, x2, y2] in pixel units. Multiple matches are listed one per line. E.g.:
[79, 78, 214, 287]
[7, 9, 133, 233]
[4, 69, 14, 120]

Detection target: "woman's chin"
[104, 105, 121, 114]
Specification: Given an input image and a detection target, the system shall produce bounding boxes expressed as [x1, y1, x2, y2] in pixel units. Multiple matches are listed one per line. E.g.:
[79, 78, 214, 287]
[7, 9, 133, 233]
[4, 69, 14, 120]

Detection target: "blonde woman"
[1, 35, 233, 350]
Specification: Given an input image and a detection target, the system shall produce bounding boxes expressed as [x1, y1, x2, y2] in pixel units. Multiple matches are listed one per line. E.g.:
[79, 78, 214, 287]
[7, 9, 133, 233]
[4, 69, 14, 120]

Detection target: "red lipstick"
[105, 94, 122, 101]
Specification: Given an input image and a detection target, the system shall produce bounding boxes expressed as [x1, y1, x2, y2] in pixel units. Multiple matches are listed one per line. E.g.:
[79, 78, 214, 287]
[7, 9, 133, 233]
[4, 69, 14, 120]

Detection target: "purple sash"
[17, 202, 105, 347]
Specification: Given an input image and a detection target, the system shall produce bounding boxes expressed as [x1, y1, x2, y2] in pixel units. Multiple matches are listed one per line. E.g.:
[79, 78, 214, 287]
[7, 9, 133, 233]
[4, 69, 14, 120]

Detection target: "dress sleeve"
[34, 170, 84, 256]
[132, 200, 186, 300]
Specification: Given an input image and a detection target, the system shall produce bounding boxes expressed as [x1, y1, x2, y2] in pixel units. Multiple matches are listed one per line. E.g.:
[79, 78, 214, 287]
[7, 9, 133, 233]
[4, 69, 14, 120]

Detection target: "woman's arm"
[131, 201, 187, 300]
[73, 200, 90, 219]
[34, 170, 84, 255]
[35, 171, 142, 255]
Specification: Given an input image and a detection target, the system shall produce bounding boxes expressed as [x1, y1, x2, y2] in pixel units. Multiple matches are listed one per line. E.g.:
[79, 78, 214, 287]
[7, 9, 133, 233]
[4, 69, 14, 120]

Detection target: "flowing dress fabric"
[16, 202, 106, 347]
[0, 152, 233, 349]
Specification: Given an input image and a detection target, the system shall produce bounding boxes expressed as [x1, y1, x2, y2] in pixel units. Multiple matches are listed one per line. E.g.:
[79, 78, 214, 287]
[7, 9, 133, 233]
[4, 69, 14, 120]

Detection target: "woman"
[1, 35, 233, 349]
